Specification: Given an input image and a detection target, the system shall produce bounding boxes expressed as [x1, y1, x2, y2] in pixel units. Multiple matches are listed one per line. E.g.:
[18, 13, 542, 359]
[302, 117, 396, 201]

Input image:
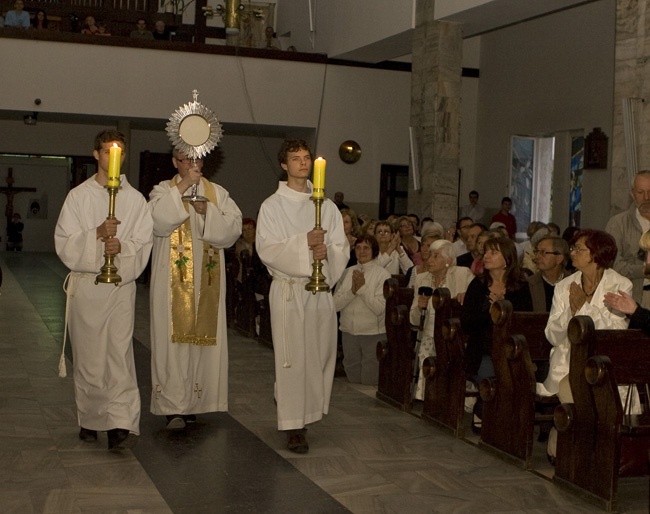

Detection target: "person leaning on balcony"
[81, 15, 98, 35]
[5, 0, 30, 29]
[130, 17, 154, 40]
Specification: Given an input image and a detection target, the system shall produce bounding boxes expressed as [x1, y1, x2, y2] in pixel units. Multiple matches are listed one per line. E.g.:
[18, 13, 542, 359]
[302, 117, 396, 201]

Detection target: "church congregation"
[4, 1, 650, 512]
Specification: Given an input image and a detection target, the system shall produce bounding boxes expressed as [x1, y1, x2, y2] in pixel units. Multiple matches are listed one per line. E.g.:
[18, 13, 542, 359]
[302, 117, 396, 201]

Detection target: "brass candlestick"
[305, 192, 330, 294]
[95, 184, 122, 285]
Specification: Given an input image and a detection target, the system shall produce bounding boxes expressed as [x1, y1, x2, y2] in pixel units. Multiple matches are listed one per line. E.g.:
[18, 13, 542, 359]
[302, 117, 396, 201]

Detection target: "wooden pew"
[420, 288, 468, 437]
[234, 249, 257, 338]
[553, 315, 650, 511]
[255, 262, 273, 349]
[224, 246, 239, 328]
[376, 278, 416, 412]
[478, 300, 554, 468]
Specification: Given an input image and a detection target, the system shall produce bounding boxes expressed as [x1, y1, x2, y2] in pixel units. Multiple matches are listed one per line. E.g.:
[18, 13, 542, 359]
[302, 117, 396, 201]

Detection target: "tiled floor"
[1, 252, 648, 513]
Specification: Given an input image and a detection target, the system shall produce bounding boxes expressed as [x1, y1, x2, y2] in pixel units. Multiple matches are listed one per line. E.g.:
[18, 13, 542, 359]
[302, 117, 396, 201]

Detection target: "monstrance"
[166, 89, 223, 202]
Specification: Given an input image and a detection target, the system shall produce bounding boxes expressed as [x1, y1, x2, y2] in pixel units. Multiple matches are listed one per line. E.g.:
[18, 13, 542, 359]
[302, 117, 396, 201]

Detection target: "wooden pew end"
[554, 403, 575, 433]
[479, 377, 497, 402]
[585, 355, 609, 386]
[376, 340, 388, 361]
[422, 356, 436, 378]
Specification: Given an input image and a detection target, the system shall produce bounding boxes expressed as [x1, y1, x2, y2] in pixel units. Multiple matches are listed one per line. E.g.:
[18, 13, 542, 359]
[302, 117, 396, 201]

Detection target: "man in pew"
[527, 235, 570, 312]
[457, 223, 486, 270]
[605, 170, 650, 309]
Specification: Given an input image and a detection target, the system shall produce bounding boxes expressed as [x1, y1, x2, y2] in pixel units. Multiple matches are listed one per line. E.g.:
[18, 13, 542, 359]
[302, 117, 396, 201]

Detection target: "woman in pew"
[374, 220, 413, 276]
[461, 236, 533, 432]
[537, 229, 633, 461]
[410, 239, 474, 400]
[405, 223, 444, 288]
[334, 234, 391, 385]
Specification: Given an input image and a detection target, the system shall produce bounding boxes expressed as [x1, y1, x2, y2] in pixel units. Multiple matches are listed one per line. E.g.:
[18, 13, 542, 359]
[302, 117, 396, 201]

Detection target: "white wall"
[0, 39, 327, 128]
[474, 0, 615, 230]
[276, 0, 415, 57]
[0, 38, 412, 225]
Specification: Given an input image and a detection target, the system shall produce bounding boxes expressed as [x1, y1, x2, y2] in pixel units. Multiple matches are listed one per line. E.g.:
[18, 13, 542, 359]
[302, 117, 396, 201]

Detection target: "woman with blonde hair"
[405, 223, 444, 287]
[397, 215, 422, 266]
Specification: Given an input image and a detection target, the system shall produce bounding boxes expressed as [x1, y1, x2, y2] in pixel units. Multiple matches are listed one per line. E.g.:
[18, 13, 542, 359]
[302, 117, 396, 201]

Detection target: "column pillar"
[611, 0, 650, 211]
[409, 1, 462, 229]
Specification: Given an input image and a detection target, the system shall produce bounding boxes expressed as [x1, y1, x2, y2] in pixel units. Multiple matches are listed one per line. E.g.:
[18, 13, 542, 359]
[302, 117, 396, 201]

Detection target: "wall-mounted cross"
[1, 168, 37, 222]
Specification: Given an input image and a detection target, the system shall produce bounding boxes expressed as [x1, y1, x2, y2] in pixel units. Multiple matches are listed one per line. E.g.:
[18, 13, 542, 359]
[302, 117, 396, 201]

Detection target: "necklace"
[581, 275, 600, 298]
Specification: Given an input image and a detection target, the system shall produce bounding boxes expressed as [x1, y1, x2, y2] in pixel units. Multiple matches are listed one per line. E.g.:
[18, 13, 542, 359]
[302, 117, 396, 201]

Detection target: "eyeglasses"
[570, 246, 589, 253]
[175, 157, 203, 164]
[375, 230, 392, 235]
[533, 250, 562, 256]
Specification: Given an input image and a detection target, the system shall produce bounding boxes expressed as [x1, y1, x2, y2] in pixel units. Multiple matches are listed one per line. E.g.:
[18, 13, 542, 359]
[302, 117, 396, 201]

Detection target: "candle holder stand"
[96, 183, 122, 285]
[305, 191, 330, 294]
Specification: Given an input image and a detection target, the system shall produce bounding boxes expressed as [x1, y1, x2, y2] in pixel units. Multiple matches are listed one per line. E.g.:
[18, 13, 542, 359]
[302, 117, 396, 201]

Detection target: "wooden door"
[379, 164, 409, 219]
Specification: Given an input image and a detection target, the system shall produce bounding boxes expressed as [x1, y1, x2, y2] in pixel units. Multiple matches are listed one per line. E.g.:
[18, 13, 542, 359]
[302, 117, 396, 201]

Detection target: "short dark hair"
[572, 229, 617, 269]
[355, 234, 379, 259]
[457, 216, 473, 226]
[469, 190, 479, 197]
[537, 235, 570, 266]
[501, 197, 512, 204]
[278, 139, 312, 165]
[94, 129, 126, 151]
[242, 217, 256, 228]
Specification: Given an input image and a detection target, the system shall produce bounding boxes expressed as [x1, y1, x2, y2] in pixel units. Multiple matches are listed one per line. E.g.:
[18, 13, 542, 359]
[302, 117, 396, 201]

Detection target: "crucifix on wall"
[1, 167, 37, 235]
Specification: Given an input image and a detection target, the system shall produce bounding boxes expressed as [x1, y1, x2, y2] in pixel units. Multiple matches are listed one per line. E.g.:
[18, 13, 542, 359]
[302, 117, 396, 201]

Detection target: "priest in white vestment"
[256, 139, 349, 453]
[149, 151, 242, 429]
[54, 129, 153, 451]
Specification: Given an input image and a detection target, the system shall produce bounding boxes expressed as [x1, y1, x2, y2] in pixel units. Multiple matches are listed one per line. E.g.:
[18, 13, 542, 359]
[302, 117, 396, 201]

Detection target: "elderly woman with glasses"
[374, 220, 413, 275]
[409, 239, 474, 400]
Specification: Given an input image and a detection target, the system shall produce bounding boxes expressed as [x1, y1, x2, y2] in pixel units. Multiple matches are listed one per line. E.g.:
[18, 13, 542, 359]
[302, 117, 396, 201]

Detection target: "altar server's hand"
[103, 237, 121, 255]
[97, 218, 120, 240]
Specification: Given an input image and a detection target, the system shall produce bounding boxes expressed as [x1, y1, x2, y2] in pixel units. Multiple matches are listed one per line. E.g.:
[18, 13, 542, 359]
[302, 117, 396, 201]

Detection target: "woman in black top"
[461, 236, 533, 431]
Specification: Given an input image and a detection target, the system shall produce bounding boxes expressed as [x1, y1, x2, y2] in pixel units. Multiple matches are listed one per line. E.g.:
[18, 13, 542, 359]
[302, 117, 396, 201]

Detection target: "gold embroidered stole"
[169, 176, 221, 345]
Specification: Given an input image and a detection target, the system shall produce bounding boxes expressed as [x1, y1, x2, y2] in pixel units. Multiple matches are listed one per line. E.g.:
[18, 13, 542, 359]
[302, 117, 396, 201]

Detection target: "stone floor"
[0, 251, 648, 513]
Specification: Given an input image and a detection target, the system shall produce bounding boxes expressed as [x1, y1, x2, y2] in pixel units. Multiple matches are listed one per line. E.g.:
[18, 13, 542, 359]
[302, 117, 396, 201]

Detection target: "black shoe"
[182, 414, 196, 424]
[166, 415, 185, 430]
[107, 428, 137, 451]
[286, 429, 309, 454]
[471, 414, 482, 435]
[79, 427, 98, 442]
[547, 452, 556, 466]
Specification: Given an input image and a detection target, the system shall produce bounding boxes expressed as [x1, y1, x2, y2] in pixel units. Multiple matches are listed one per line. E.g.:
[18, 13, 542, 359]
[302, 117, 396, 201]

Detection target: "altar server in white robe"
[149, 150, 241, 429]
[55, 129, 153, 451]
[256, 139, 349, 454]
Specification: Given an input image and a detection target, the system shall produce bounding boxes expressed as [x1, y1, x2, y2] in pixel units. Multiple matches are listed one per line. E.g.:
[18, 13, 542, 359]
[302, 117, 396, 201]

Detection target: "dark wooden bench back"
[376, 278, 416, 411]
[479, 300, 551, 468]
[421, 288, 467, 437]
[554, 315, 650, 511]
